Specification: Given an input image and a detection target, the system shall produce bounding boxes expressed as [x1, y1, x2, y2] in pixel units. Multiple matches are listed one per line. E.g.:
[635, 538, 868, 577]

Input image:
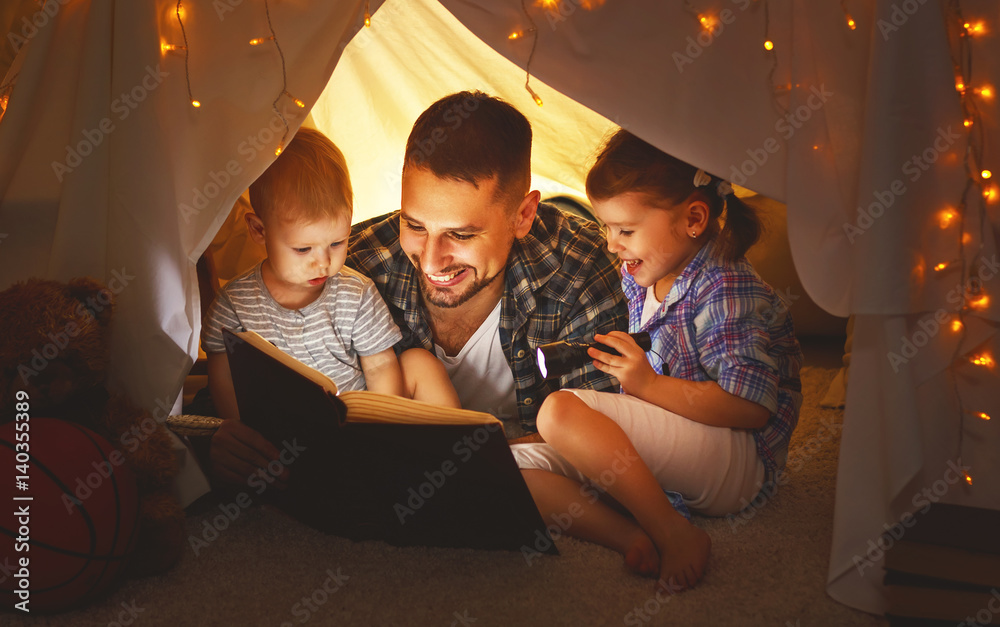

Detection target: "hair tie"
[694, 168, 734, 198]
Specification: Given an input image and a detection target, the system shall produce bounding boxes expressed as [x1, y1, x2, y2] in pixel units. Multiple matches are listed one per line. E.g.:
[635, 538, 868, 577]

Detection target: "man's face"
[399, 168, 523, 310]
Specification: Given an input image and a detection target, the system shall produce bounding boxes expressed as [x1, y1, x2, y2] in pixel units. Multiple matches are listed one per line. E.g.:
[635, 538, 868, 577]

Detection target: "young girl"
[514, 129, 803, 591]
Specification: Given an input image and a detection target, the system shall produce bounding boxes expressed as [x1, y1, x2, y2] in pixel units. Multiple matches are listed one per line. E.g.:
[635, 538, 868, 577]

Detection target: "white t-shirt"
[640, 284, 663, 328]
[433, 301, 522, 439]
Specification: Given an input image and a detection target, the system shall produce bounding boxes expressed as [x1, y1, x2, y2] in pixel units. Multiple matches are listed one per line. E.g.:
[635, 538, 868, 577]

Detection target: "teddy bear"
[0, 277, 185, 577]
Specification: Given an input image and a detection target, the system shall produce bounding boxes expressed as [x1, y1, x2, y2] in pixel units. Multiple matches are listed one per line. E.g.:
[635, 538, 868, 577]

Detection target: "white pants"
[513, 389, 765, 516]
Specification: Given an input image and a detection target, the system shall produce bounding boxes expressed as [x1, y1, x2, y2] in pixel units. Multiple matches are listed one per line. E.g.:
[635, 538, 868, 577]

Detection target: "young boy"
[202, 128, 459, 486]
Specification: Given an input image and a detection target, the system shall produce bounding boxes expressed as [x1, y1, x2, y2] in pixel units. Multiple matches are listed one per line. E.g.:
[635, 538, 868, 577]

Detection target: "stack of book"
[884, 503, 1000, 626]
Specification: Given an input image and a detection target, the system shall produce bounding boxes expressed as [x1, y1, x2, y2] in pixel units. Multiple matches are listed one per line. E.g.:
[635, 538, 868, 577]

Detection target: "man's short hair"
[249, 127, 353, 224]
[403, 91, 531, 205]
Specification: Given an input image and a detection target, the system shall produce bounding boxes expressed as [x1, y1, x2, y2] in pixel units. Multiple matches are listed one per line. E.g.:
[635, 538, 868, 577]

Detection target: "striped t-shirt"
[201, 262, 402, 392]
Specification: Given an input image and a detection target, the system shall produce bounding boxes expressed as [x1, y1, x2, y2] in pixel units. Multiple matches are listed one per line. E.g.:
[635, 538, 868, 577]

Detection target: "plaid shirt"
[624, 243, 803, 481]
[346, 203, 628, 432]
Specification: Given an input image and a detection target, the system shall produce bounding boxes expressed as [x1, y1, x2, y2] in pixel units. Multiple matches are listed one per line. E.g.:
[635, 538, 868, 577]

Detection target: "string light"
[249, 37, 275, 46]
[982, 170, 993, 179]
[984, 185, 999, 202]
[968, 293, 990, 310]
[364, 0, 371, 27]
[972, 411, 991, 421]
[764, 39, 774, 51]
[933, 261, 952, 272]
[840, 0, 856, 30]
[950, 319, 963, 332]
[175, 0, 197, 109]
[963, 470, 973, 485]
[284, 91, 305, 108]
[975, 85, 994, 99]
[937, 208, 958, 228]
[517, 0, 543, 107]
[161, 43, 184, 53]
[964, 117, 974, 127]
[262, 0, 292, 153]
[509, 30, 525, 40]
[970, 352, 995, 368]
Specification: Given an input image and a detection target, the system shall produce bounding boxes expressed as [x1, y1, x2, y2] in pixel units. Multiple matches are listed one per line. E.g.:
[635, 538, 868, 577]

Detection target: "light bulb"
[191, 100, 201, 108]
[764, 40, 774, 51]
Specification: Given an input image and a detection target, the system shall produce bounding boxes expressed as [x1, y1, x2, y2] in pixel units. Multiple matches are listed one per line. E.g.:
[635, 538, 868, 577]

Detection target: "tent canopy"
[0, 0, 997, 615]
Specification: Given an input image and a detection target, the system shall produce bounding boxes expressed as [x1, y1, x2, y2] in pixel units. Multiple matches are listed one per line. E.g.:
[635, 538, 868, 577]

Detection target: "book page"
[339, 391, 499, 426]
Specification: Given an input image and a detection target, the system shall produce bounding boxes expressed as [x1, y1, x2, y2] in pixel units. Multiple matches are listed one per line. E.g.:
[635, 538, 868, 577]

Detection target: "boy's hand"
[589, 331, 657, 398]
[210, 419, 289, 489]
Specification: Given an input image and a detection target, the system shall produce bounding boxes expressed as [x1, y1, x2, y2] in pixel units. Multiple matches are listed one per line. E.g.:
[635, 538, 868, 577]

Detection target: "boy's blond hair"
[249, 127, 353, 224]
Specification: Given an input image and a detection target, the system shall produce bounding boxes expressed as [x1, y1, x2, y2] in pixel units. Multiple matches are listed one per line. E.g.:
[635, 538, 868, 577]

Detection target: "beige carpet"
[8, 365, 887, 627]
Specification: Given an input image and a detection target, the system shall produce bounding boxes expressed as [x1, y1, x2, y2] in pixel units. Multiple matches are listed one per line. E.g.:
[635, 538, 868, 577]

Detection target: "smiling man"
[347, 91, 627, 441]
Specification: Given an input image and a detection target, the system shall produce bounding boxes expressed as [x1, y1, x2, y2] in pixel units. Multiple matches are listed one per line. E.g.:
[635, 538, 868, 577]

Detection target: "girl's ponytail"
[716, 195, 762, 263]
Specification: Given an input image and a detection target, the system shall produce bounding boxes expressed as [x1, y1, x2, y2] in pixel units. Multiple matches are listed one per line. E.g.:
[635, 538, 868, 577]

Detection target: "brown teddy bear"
[0, 277, 185, 576]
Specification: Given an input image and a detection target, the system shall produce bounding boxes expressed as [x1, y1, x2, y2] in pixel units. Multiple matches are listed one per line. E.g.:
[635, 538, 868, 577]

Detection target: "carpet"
[6, 366, 887, 627]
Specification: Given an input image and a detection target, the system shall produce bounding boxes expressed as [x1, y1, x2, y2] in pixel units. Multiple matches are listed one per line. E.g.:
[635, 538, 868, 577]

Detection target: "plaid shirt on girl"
[623, 243, 803, 481]
[347, 204, 628, 432]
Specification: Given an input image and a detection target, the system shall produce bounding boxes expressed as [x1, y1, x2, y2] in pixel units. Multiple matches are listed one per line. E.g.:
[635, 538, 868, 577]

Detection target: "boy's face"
[399, 167, 537, 310]
[247, 210, 351, 296]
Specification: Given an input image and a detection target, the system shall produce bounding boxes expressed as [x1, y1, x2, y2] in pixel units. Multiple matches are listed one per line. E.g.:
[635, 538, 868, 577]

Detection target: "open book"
[222, 328, 556, 554]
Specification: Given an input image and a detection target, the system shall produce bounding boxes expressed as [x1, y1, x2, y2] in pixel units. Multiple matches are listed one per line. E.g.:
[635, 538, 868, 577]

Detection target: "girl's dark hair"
[586, 129, 762, 262]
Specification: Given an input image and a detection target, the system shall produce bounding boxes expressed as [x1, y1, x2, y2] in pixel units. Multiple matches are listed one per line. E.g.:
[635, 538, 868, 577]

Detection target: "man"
[208, 91, 626, 485]
[346, 91, 627, 443]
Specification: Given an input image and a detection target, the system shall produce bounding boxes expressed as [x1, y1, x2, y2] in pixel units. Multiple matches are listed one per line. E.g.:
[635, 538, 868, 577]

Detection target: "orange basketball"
[0, 418, 139, 613]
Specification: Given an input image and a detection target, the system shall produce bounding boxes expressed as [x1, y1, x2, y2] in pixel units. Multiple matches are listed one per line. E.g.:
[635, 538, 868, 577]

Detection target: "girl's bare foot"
[653, 519, 711, 592]
[623, 529, 660, 577]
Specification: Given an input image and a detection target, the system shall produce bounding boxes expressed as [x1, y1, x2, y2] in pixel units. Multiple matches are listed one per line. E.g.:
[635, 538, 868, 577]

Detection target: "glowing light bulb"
[970, 352, 995, 367]
[956, 79, 966, 92]
[964, 118, 974, 128]
[698, 15, 717, 31]
[161, 43, 183, 54]
[968, 294, 990, 310]
[249, 37, 274, 46]
[983, 170, 993, 180]
[951, 319, 963, 332]
[364, 12, 371, 27]
[176, 4, 186, 20]
[966, 21, 986, 35]
[975, 411, 991, 421]
[284, 92, 305, 108]
[275, 145, 283, 156]
[509, 30, 523, 40]
[977, 85, 994, 99]
[764, 40, 774, 51]
[846, 15, 856, 30]
[963, 232, 973, 244]
[191, 100, 201, 108]
[933, 261, 950, 272]
[985, 186, 999, 203]
[938, 209, 957, 228]
[963, 471, 973, 485]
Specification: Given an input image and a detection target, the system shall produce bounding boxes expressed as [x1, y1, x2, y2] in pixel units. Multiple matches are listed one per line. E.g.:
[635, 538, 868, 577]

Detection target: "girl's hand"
[589, 331, 657, 398]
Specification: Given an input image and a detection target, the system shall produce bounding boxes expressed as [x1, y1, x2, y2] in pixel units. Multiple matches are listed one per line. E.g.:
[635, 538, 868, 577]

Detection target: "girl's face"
[592, 191, 707, 298]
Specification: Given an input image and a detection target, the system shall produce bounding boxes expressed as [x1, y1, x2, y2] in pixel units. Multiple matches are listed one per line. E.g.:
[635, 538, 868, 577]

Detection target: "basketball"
[1, 418, 139, 614]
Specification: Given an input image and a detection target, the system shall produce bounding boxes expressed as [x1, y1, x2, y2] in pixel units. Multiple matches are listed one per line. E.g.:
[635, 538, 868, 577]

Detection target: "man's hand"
[588, 331, 658, 398]
[209, 419, 289, 489]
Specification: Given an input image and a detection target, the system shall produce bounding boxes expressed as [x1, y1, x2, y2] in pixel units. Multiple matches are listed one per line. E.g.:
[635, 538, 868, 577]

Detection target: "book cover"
[222, 328, 558, 555]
